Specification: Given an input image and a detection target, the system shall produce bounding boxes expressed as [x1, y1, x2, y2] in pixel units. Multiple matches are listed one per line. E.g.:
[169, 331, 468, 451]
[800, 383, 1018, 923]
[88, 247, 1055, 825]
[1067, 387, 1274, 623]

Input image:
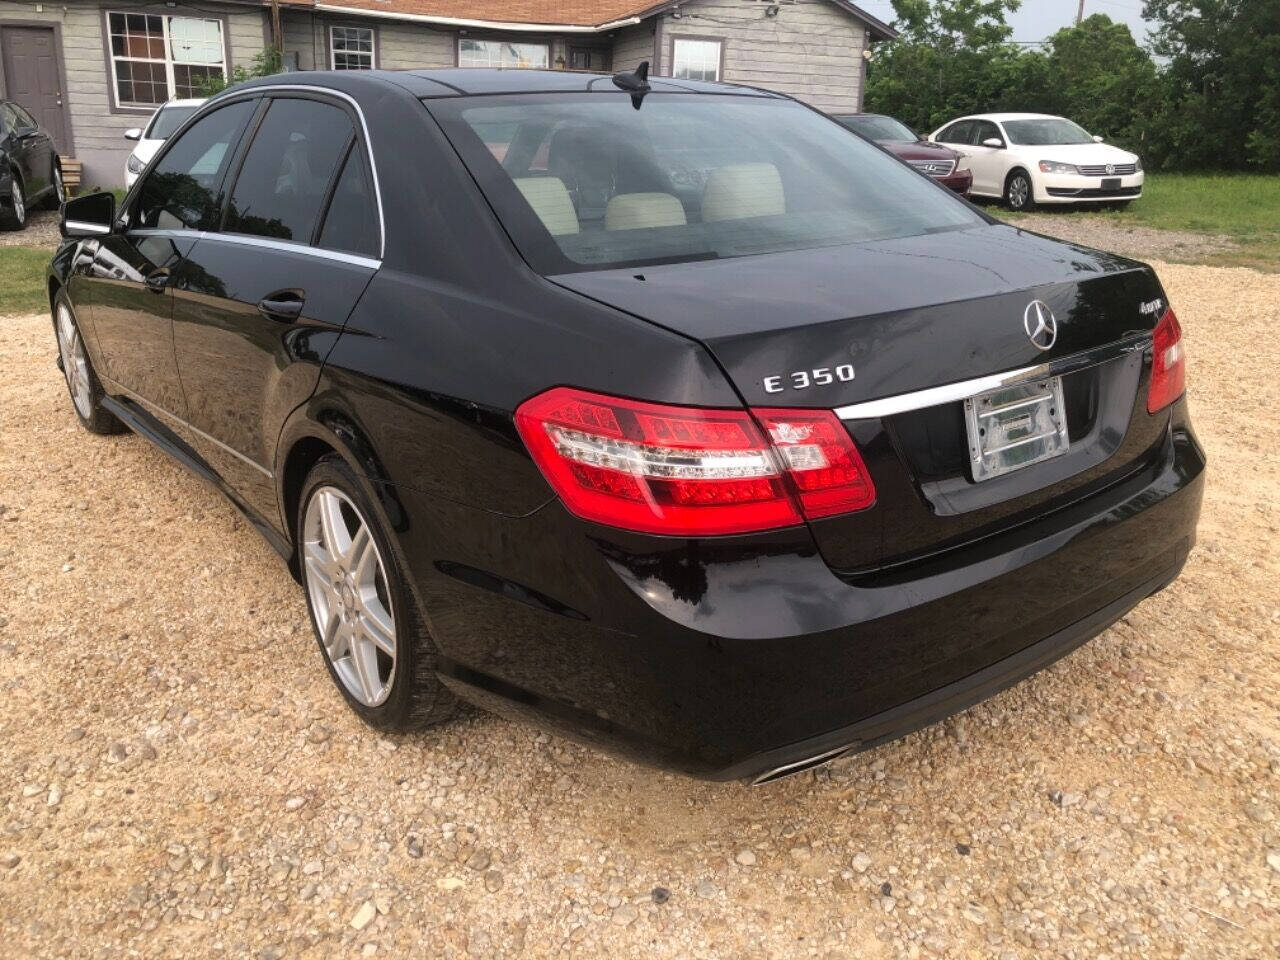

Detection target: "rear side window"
[225, 97, 353, 242]
[134, 100, 254, 230]
[318, 144, 378, 257]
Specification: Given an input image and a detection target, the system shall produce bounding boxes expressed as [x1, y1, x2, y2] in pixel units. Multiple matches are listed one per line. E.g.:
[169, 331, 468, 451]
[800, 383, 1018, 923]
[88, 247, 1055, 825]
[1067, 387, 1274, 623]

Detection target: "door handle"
[144, 269, 170, 293]
[258, 289, 305, 323]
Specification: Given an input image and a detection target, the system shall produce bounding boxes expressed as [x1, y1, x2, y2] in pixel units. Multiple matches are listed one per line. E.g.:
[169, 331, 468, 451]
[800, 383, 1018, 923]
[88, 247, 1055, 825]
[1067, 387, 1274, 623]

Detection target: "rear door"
[81, 98, 255, 416]
[9, 102, 52, 196]
[171, 93, 381, 520]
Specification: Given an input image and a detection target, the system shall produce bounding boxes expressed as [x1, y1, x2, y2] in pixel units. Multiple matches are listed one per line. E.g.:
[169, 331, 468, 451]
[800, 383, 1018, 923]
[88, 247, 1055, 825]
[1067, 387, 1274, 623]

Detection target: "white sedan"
[123, 98, 205, 188]
[928, 113, 1143, 211]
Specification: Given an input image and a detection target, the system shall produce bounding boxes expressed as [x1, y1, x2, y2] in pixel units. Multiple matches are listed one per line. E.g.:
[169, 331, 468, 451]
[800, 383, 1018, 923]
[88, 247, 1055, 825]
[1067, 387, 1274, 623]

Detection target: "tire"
[53, 290, 126, 435]
[42, 161, 65, 211]
[1004, 170, 1034, 212]
[0, 170, 27, 230]
[297, 455, 457, 732]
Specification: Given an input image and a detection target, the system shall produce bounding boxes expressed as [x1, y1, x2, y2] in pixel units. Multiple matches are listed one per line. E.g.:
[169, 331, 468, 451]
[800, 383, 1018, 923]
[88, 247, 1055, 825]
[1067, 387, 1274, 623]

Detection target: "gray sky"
[858, 0, 1156, 46]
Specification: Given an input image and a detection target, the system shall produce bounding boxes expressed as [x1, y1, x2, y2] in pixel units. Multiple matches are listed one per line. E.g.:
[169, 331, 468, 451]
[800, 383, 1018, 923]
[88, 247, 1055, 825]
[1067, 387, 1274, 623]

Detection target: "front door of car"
[171, 94, 381, 518]
[965, 121, 1007, 197]
[81, 98, 256, 418]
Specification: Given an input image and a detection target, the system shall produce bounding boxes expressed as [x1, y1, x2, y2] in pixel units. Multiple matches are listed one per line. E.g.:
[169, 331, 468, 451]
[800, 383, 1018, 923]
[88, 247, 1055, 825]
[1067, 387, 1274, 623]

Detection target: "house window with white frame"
[331, 26, 375, 70]
[671, 38, 721, 82]
[458, 39, 550, 69]
[107, 12, 226, 107]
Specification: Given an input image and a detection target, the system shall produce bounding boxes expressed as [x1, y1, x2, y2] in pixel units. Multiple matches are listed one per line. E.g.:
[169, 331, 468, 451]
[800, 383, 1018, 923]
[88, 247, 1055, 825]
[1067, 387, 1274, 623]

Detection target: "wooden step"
[59, 156, 82, 194]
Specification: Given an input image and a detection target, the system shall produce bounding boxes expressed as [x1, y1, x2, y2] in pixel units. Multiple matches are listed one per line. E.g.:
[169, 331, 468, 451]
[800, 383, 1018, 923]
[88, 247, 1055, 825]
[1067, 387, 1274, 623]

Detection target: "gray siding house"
[0, 0, 892, 188]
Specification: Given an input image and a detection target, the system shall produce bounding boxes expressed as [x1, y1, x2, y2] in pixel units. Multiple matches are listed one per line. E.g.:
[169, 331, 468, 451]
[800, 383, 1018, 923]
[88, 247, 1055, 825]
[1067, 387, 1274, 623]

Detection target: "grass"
[0, 246, 51, 315]
[1001, 172, 1280, 270]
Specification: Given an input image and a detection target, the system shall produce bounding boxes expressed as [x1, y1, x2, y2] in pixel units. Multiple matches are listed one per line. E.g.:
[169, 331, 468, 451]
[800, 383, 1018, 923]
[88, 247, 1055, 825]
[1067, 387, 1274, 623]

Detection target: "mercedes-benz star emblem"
[1023, 300, 1057, 351]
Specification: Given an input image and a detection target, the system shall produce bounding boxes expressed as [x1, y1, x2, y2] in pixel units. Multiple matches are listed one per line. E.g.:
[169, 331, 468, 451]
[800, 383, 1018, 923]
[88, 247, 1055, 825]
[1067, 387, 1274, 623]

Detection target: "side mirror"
[982, 137, 1004, 149]
[124, 128, 142, 141]
[61, 191, 116, 238]
[1093, 135, 1104, 143]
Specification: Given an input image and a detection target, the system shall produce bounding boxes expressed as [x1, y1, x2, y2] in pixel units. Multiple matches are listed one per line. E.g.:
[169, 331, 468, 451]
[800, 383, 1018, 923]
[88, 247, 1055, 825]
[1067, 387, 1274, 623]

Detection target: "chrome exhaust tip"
[749, 742, 859, 786]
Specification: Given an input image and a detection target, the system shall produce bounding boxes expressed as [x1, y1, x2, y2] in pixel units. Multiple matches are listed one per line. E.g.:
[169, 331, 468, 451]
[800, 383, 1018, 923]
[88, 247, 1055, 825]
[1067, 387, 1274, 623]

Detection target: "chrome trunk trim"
[834, 334, 1151, 421]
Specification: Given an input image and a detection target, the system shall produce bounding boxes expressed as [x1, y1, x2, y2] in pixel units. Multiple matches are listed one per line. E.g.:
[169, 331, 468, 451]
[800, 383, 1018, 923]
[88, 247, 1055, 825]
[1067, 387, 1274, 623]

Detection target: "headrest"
[701, 163, 785, 222]
[513, 177, 579, 236]
[604, 193, 688, 231]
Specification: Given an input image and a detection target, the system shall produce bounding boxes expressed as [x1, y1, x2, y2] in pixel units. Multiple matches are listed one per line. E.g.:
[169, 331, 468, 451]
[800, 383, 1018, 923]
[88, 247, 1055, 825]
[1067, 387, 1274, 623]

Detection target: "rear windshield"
[146, 104, 199, 140]
[429, 93, 985, 273]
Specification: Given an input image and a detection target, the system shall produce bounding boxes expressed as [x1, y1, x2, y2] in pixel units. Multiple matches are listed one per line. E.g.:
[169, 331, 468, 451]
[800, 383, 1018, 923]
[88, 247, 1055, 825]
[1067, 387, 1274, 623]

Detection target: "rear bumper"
[410, 401, 1204, 781]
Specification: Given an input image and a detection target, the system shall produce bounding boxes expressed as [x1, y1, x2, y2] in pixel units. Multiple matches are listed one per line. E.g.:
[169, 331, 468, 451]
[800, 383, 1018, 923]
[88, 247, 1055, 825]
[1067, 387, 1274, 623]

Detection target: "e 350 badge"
[763, 364, 855, 394]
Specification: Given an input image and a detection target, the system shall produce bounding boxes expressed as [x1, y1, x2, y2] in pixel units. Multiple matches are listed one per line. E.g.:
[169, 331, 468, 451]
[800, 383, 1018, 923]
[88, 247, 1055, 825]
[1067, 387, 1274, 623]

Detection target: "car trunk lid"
[548, 223, 1170, 571]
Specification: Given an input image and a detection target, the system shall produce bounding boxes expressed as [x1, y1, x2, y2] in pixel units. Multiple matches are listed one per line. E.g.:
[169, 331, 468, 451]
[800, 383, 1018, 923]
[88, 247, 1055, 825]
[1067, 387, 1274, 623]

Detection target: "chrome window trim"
[834, 334, 1151, 421]
[128, 227, 381, 269]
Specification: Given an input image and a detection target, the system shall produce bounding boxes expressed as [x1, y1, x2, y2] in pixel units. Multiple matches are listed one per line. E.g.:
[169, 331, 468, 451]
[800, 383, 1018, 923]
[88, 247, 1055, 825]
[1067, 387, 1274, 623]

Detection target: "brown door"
[1, 26, 70, 153]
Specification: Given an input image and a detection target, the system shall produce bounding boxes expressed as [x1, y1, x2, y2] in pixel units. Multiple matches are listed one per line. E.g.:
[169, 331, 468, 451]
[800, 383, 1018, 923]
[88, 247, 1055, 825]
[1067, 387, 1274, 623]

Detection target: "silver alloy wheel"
[11, 180, 24, 223]
[303, 486, 397, 706]
[1009, 176, 1030, 209]
[56, 303, 93, 419]
[54, 166, 64, 205]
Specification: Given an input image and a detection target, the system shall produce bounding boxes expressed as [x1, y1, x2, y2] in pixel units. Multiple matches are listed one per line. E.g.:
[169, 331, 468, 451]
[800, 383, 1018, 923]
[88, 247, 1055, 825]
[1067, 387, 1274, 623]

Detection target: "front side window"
[331, 26, 375, 70]
[133, 100, 253, 230]
[458, 39, 549, 69]
[975, 121, 1003, 146]
[224, 97, 353, 242]
[430, 94, 986, 273]
[1003, 118, 1093, 146]
[671, 38, 721, 82]
[937, 120, 973, 145]
[108, 12, 226, 107]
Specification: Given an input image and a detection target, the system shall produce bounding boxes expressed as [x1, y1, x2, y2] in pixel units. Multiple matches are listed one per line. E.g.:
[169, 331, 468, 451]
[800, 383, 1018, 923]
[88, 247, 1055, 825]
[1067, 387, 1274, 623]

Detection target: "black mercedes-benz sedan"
[47, 68, 1204, 783]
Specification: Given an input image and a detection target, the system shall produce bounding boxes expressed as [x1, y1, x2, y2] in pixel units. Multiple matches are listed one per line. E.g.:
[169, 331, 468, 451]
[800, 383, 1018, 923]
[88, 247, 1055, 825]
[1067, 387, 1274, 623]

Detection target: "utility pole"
[270, 0, 283, 55]
[1076, 0, 1085, 25]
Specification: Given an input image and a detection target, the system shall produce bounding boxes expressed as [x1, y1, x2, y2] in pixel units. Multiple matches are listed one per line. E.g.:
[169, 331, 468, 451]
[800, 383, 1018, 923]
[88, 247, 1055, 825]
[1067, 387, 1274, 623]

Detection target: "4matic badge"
[763, 363, 855, 394]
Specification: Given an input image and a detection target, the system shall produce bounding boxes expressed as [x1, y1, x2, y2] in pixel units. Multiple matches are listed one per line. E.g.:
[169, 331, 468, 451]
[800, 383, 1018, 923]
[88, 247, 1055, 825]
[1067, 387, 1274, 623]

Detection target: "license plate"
[1102, 177, 1121, 189]
[963, 377, 1069, 481]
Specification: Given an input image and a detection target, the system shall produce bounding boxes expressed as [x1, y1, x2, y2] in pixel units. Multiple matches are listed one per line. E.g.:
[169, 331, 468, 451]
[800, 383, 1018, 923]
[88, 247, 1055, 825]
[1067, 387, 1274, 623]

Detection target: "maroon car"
[834, 113, 972, 194]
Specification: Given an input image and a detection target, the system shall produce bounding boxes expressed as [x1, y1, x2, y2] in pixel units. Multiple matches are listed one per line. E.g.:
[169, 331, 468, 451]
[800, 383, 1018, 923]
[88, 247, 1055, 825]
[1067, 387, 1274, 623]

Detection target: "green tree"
[1143, 0, 1280, 171]
[1040, 15, 1162, 157]
[196, 47, 283, 97]
[865, 0, 1026, 135]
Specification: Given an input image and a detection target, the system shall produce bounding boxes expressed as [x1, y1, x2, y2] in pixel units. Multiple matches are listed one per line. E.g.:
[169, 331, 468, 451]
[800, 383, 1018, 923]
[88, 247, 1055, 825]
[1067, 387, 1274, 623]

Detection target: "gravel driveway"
[1, 261, 1277, 960]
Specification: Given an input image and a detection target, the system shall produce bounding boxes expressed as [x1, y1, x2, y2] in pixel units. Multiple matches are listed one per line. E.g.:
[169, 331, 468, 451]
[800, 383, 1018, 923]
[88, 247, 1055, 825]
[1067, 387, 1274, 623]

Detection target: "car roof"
[161, 98, 207, 108]
[948, 113, 1064, 123]
[231, 68, 782, 100]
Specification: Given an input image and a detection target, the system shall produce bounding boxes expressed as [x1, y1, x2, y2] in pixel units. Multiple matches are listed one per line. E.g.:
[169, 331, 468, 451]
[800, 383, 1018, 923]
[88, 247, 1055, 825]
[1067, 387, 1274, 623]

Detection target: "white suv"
[928, 113, 1143, 211]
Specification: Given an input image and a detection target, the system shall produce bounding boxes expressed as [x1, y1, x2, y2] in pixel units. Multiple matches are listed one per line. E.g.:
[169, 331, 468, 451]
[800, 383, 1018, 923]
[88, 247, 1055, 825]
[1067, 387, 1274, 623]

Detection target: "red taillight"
[514, 387, 875, 536]
[1147, 308, 1186, 414]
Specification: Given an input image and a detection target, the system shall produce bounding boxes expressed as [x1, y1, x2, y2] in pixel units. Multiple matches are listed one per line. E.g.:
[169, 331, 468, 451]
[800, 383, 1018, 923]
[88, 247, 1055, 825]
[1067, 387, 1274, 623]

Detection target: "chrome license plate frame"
[963, 376, 1069, 482]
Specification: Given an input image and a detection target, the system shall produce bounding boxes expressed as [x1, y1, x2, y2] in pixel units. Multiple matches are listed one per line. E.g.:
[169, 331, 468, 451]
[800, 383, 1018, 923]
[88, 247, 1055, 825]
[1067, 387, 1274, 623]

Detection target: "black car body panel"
[47, 69, 1204, 781]
[1, 98, 59, 219]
